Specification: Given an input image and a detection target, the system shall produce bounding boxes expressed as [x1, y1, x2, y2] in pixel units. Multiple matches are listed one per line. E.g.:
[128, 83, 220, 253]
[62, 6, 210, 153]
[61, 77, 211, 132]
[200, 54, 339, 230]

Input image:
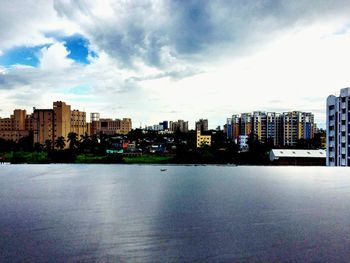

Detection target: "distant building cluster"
[145, 120, 189, 133]
[0, 101, 132, 148]
[225, 111, 315, 148]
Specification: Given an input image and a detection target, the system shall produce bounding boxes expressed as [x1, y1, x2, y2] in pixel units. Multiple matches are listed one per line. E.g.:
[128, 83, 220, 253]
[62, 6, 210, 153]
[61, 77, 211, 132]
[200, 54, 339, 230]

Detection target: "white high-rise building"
[326, 87, 350, 166]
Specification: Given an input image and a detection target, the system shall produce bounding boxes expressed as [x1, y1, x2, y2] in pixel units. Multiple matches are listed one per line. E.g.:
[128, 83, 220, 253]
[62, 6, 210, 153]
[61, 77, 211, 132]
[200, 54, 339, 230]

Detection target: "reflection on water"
[0, 165, 350, 262]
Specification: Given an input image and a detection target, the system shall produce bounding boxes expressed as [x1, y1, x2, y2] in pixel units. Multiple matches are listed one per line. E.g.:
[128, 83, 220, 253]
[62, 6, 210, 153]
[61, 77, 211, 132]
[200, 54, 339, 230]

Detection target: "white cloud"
[39, 42, 74, 70]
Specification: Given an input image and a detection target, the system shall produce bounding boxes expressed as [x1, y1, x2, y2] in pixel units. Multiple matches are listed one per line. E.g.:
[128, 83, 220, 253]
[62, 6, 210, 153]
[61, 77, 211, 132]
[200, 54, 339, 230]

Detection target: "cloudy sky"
[1, 0, 350, 129]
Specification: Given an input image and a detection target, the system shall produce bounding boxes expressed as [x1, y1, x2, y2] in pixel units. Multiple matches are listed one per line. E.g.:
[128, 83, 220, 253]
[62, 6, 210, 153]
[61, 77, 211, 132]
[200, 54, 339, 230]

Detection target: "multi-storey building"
[266, 112, 282, 146]
[169, 120, 188, 133]
[240, 113, 252, 136]
[90, 113, 132, 135]
[195, 119, 208, 132]
[33, 101, 88, 147]
[252, 111, 267, 142]
[33, 109, 54, 145]
[0, 109, 33, 142]
[226, 110, 315, 147]
[282, 111, 314, 147]
[196, 130, 211, 148]
[327, 87, 350, 166]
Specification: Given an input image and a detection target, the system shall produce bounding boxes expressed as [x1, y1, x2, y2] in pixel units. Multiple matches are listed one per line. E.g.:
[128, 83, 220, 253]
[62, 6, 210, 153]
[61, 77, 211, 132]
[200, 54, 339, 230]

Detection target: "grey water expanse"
[1, 165, 350, 262]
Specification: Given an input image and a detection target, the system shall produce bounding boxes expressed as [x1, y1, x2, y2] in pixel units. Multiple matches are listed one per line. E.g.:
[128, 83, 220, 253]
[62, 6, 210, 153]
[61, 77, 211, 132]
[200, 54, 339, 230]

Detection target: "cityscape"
[1, 1, 350, 262]
[0, 98, 327, 165]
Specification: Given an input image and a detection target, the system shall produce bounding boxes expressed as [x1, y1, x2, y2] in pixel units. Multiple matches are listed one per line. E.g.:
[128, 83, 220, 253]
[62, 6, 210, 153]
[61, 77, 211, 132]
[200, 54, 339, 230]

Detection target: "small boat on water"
[160, 169, 167, 172]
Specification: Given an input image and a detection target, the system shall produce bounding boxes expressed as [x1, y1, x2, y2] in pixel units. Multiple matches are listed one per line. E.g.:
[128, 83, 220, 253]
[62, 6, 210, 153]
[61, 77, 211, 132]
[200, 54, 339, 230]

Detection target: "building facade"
[33, 101, 88, 147]
[326, 87, 350, 166]
[226, 110, 315, 147]
[195, 119, 208, 132]
[90, 113, 132, 136]
[0, 109, 33, 142]
[196, 130, 211, 148]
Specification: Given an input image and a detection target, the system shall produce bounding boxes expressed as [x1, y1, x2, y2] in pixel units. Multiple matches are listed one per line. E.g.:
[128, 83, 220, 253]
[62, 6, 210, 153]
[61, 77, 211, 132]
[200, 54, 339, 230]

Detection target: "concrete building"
[282, 111, 314, 147]
[226, 110, 314, 147]
[90, 113, 132, 136]
[240, 113, 252, 136]
[238, 135, 249, 151]
[0, 109, 33, 142]
[33, 101, 88, 147]
[195, 119, 208, 132]
[266, 112, 282, 146]
[170, 120, 188, 133]
[252, 111, 267, 142]
[327, 87, 350, 166]
[196, 130, 211, 148]
[33, 109, 54, 145]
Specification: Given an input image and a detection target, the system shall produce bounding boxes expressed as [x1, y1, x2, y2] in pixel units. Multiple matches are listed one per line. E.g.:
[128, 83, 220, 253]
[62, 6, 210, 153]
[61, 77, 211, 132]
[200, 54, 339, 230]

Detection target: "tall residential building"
[252, 111, 267, 142]
[327, 87, 350, 166]
[266, 112, 282, 146]
[170, 120, 188, 133]
[195, 119, 208, 132]
[226, 118, 233, 139]
[226, 110, 314, 147]
[282, 111, 314, 147]
[240, 113, 252, 136]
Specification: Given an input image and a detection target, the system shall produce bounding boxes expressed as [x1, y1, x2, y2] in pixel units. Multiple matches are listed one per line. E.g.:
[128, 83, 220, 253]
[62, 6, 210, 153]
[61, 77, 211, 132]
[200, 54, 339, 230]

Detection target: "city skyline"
[1, 1, 350, 129]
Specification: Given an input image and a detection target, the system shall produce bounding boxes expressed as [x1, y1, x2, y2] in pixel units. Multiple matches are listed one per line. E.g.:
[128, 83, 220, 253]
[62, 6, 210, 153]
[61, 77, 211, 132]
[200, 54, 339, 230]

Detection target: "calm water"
[0, 165, 350, 262]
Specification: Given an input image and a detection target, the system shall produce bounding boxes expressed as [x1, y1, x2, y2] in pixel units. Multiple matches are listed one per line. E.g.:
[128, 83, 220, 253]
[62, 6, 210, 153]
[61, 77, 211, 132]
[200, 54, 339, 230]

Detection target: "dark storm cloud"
[53, 0, 350, 69]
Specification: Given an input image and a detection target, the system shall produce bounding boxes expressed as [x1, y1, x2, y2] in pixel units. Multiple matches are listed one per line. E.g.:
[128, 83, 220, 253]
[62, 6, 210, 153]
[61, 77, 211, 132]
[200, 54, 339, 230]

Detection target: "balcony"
[341, 126, 346, 132]
[341, 137, 346, 143]
[342, 148, 346, 154]
[342, 115, 346, 121]
[342, 102, 347, 108]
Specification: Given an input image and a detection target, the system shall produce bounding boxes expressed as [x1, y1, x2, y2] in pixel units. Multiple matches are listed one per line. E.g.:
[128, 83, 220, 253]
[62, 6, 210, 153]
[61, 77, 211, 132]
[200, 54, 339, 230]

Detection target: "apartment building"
[282, 111, 314, 147]
[326, 87, 350, 166]
[252, 111, 267, 142]
[169, 120, 188, 133]
[196, 130, 211, 148]
[240, 113, 253, 136]
[226, 110, 315, 147]
[195, 119, 208, 132]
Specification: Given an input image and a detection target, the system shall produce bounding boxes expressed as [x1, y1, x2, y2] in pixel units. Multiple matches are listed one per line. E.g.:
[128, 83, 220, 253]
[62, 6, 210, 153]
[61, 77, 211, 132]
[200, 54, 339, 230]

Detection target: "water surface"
[0, 165, 350, 262]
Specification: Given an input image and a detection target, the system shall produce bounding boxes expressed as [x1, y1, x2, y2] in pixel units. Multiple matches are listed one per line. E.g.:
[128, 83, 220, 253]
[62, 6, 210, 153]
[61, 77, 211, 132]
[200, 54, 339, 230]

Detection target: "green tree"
[55, 136, 66, 150]
[44, 139, 52, 152]
[79, 133, 91, 153]
[67, 132, 78, 150]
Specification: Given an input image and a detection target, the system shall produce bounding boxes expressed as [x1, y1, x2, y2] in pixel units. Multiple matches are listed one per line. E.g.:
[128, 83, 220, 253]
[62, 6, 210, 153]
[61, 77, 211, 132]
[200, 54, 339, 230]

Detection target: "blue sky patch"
[0, 34, 97, 68]
[0, 45, 46, 67]
[60, 34, 92, 64]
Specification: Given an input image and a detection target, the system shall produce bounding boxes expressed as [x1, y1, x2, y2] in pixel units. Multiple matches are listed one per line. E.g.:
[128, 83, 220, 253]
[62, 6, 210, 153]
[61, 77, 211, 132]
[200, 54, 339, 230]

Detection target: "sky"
[1, 1, 350, 129]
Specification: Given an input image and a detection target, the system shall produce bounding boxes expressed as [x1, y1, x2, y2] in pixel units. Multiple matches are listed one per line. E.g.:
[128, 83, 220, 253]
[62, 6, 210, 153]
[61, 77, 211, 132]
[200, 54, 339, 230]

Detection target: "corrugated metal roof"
[270, 149, 326, 159]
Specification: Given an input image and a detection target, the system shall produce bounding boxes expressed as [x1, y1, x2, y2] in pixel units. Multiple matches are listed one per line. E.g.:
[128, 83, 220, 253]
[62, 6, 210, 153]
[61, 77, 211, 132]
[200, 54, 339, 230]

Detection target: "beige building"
[33, 101, 88, 147]
[196, 130, 211, 148]
[0, 109, 33, 142]
[90, 113, 132, 135]
[33, 109, 54, 145]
